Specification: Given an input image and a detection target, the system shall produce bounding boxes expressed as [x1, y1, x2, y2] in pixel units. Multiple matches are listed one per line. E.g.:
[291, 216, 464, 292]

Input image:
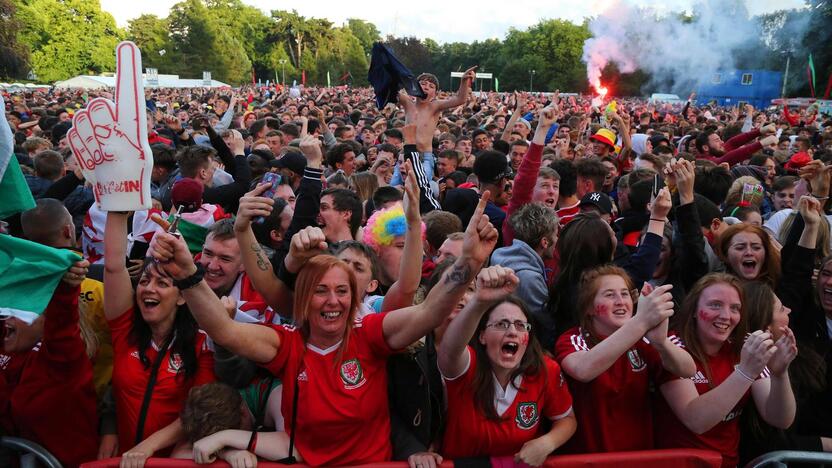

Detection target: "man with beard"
[695, 124, 778, 166]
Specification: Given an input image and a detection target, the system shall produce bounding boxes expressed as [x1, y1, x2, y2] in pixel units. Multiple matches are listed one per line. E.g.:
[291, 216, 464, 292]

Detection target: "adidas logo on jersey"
[691, 371, 708, 384]
[298, 370, 308, 381]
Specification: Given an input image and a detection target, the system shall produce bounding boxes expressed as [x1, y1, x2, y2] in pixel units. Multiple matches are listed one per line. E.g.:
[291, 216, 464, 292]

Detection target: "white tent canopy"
[54, 73, 230, 90]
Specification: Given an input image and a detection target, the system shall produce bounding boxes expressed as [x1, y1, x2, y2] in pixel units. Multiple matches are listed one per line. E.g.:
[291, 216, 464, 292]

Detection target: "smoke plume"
[581, 0, 799, 95]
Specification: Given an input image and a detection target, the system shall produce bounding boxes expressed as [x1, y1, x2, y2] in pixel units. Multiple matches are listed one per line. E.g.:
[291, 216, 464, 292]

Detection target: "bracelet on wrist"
[173, 263, 205, 290]
[650, 218, 667, 222]
[735, 367, 756, 382]
[814, 196, 830, 201]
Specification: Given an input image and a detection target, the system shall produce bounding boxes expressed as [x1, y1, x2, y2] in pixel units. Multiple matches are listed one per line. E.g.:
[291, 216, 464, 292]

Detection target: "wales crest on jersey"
[515, 402, 539, 430]
[627, 349, 646, 371]
[340, 358, 366, 389]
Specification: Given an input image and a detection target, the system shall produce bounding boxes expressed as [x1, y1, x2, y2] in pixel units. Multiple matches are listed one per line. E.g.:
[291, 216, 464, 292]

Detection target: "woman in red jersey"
[103, 212, 215, 468]
[554, 265, 695, 453]
[438, 266, 576, 466]
[147, 193, 499, 466]
[654, 273, 797, 467]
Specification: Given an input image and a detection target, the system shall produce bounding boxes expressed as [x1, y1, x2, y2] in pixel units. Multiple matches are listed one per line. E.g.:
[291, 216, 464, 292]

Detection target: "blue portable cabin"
[695, 70, 783, 109]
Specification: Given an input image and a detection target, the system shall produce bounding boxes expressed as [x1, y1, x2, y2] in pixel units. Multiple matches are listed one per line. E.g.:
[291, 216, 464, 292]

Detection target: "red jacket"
[783, 106, 816, 127]
[699, 128, 762, 166]
[1, 283, 98, 468]
[502, 142, 559, 284]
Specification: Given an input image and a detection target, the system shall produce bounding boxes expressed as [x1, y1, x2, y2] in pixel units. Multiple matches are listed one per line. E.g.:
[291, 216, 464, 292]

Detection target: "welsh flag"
[0, 234, 79, 323]
[0, 94, 35, 220]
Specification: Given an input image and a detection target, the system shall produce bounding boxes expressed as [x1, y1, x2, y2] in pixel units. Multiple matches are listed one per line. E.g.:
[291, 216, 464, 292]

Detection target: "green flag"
[0, 157, 36, 219]
[169, 214, 209, 254]
[0, 234, 79, 323]
[495, 77, 500, 93]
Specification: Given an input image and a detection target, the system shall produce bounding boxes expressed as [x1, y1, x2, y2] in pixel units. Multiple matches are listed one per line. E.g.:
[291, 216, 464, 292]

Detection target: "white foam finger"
[115, 41, 146, 143]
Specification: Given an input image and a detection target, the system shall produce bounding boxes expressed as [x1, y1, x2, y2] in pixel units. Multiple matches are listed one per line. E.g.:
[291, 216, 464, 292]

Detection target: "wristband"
[247, 431, 258, 452]
[173, 263, 205, 290]
[650, 218, 667, 222]
[277, 258, 298, 291]
[735, 367, 756, 382]
[814, 196, 830, 201]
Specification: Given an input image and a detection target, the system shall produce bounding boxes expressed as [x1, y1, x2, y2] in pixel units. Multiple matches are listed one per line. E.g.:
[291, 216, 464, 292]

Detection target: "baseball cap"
[269, 150, 307, 176]
[580, 191, 613, 215]
[171, 177, 204, 212]
[473, 150, 512, 183]
[649, 134, 670, 148]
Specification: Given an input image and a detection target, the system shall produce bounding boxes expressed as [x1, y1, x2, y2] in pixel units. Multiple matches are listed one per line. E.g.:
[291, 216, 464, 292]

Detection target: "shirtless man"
[398, 66, 477, 153]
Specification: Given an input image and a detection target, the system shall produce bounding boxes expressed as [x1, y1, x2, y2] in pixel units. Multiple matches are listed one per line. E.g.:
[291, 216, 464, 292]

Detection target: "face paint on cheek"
[520, 334, 529, 346]
[594, 304, 610, 317]
[698, 309, 718, 322]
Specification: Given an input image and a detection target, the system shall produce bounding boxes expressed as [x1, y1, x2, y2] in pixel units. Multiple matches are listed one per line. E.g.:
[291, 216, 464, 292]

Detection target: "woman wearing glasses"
[437, 266, 576, 467]
[553, 265, 695, 453]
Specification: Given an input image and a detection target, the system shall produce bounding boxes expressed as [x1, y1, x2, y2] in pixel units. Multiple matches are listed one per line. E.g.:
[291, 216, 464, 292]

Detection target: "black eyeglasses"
[486, 319, 531, 333]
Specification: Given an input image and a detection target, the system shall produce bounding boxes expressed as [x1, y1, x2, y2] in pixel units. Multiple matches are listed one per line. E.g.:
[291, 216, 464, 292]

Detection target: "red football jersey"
[554, 326, 667, 453]
[654, 342, 767, 468]
[441, 347, 573, 459]
[556, 202, 581, 227]
[109, 309, 215, 454]
[262, 312, 397, 466]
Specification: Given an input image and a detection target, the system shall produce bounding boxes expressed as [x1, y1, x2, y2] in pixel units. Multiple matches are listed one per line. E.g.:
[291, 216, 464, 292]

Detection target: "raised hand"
[148, 230, 196, 281]
[462, 66, 478, 87]
[797, 195, 822, 227]
[62, 259, 90, 287]
[462, 191, 499, 266]
[235, 183, 275, 232]
[285, 226, 329, 273]
[67, 42, 153, 211]
[635, 283, 674, 330]
[768, 327, 798, 376]
[738, 330, 777, 379]
[401, 160, 420, 225]
[298, 134, 323, 166]
[649, 187, 672, 220]
[474, 265, 519, 304]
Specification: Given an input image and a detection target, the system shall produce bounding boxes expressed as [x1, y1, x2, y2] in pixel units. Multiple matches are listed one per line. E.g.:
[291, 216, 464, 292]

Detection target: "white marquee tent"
[53, 73, 230, 90]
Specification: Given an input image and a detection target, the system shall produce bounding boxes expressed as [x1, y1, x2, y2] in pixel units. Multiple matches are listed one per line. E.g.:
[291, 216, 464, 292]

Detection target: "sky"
[100, 0, 806, 44]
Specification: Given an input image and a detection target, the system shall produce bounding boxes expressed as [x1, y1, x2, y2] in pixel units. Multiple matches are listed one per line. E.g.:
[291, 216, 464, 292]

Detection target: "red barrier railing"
[82, 449, 722, 468]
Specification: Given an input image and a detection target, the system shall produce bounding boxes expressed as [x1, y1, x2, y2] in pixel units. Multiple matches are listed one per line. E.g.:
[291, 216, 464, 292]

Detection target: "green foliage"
[0, 0, 30, 79]
[15, 0, 122, 82]
[346, 18, 380, 55]
[14, 0, 828, 94]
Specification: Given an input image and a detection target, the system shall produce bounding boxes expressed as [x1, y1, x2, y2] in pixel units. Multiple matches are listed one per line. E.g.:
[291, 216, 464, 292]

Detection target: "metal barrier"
[82, 448, 722, 468]
[0, 436, 63, 468]
[746, 450, 832, 467]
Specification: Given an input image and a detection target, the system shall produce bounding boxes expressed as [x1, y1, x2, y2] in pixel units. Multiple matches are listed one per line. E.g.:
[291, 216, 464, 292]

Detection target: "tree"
[167, 0, 251, 84]
[127, 14, 174, 72]
[0, 0, 29, 79]
[15, 0, 123, 82]
[270, 10, 332, 70]
[384, 36, 433, 74]
[346, 18, 380, 56]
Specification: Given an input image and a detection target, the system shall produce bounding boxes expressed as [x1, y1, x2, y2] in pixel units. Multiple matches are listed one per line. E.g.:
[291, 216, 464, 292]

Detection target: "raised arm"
[103, 211, 134, 320]
[147, 230, 280, 364]
[660, 330, 776, 434]
[234, 183, 294, 313]
[434, 66, 476, 112]
[382, 192, 499, 350]
[751, 327, 797, 429]
[560, 284, 675, 382]
[501, 93, 527, 143]
[437, 266, 519, 378]
[382, 162, 425, 312]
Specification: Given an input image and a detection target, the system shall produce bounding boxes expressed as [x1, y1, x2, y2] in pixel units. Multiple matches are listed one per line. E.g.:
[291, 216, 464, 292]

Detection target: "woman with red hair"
[718, 224, 780, 287]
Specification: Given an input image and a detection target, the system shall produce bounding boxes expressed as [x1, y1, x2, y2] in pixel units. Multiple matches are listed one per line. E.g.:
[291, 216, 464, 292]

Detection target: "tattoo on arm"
[251, 242, 270, 272]
[444, 262, 472, 286]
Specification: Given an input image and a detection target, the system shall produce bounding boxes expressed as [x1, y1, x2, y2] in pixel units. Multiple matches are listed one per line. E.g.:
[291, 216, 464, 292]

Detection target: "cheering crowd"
[2, 68, 832, 468]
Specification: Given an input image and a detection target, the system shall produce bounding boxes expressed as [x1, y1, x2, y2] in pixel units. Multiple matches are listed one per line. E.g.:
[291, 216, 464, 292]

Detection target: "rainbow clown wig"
[362, 204, 426, 254]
